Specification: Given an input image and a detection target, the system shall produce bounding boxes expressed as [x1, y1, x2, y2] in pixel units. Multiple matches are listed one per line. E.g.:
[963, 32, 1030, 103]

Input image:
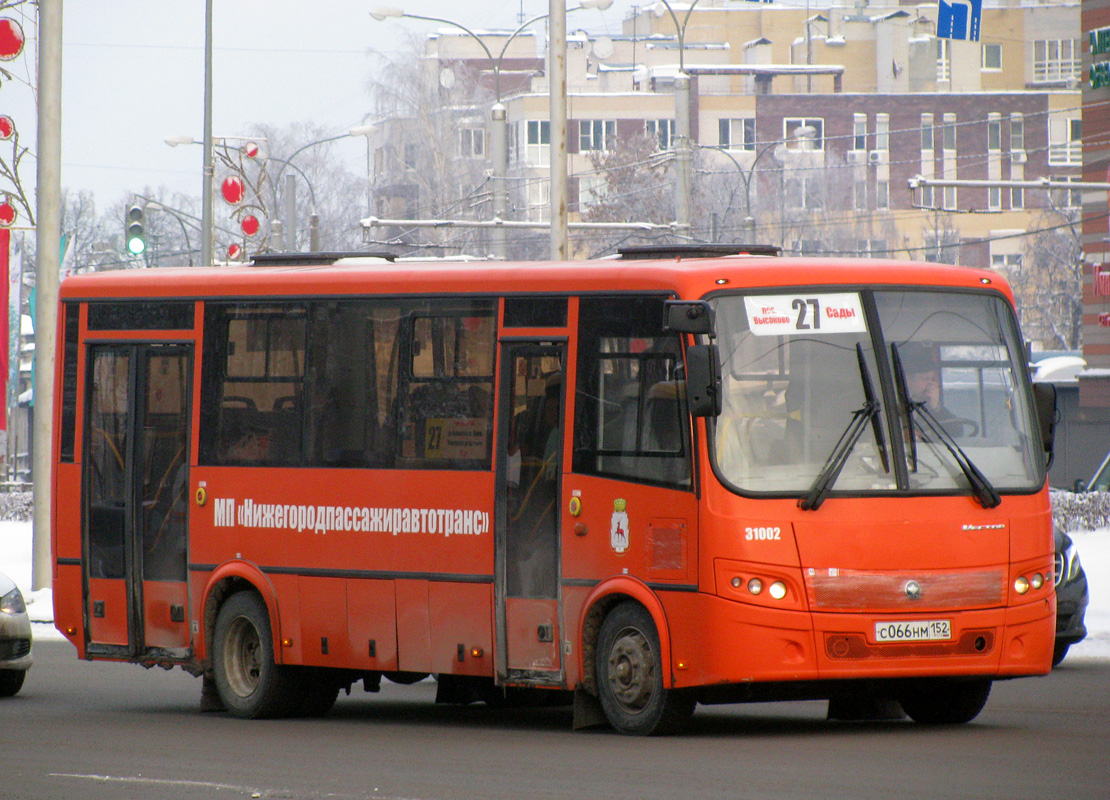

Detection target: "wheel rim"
[606, 626, 655, 714]
[223, 615, 263, 698]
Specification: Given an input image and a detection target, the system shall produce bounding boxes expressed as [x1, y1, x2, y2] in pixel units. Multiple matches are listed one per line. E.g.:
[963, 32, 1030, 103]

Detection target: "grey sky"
[5, 0, 641, 208]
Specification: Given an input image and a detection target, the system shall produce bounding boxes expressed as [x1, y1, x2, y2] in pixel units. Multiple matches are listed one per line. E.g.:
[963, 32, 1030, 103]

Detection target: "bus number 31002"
[745, 526, 782, 541]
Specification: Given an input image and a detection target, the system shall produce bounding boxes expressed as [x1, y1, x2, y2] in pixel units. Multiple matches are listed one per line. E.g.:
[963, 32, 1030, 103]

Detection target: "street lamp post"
[700, 125, 816, 242]
[655, 0, 701, 236]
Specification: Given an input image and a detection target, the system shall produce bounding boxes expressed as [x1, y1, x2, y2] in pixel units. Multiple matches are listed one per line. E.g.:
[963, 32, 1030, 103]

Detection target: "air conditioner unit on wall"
[1012, 151, 1027, 164]
[847, 150, 866, 165]
[868, 150, 886, 165]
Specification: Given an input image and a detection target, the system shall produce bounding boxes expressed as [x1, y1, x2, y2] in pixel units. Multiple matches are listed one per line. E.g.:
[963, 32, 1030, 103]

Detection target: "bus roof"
[58, 255, 1013, 303]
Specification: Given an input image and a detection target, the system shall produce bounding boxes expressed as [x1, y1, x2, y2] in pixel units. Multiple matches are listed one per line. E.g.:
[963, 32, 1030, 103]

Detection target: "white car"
[0, 571, 32, 696]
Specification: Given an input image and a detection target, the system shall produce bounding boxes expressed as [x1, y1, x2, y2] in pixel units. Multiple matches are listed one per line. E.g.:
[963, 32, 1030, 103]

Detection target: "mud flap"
[572, 685, 608, 730]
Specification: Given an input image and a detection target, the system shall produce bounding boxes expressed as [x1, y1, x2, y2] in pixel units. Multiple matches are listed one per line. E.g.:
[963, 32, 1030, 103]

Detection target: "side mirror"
[1032, 382, 1057, 470]
[663, 300, 715, 336]
[684, 344, 722, 417]
[1073, 478, 1087, 493]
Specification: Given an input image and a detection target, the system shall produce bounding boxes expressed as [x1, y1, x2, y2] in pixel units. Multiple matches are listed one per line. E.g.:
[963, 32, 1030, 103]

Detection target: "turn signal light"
[1014, 576, 1030, 595]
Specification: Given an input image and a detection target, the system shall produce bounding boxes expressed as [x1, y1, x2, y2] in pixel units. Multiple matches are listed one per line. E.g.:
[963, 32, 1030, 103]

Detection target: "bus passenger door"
[84, 344, 193, 661]
[496, 342, 565, 684]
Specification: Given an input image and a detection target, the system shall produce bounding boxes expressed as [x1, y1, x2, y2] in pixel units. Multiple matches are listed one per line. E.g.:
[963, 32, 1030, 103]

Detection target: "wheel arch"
[576, 575, 673, 696]
[201, 561, 283, 669]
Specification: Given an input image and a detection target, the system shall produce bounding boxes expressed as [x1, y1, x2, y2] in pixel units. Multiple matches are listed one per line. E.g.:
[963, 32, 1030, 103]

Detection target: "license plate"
[874, 619, 951, 642]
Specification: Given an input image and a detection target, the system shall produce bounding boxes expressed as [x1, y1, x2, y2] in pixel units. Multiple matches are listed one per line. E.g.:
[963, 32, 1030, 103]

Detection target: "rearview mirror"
[1032, 382, 1057, 470]
[663, 300, 715, 336]
[684, 344, 722, 417]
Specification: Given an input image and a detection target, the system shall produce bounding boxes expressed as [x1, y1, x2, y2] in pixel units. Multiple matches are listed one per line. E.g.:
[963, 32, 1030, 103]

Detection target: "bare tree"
[364, 43, 499, 257]
[1009, 207, 1083, 350]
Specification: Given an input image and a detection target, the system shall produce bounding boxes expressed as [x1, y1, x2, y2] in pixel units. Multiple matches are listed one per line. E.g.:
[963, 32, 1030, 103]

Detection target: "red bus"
[51, 247, 1057, 734]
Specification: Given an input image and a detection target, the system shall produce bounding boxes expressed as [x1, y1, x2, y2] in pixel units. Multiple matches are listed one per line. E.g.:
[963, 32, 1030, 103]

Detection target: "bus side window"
[200, 304, 307, 466]
[398, 306, 495, 468]
[573, 295, 692, 489]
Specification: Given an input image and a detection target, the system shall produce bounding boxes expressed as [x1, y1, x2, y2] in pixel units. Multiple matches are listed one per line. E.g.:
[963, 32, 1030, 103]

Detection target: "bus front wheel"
[595, 601, 695, 735]
[898, 678, 992, 724]
[212, 591, 299, 719]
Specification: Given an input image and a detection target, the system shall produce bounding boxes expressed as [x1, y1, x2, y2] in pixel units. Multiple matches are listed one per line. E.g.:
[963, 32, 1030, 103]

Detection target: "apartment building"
[367, 1, 1082, 289]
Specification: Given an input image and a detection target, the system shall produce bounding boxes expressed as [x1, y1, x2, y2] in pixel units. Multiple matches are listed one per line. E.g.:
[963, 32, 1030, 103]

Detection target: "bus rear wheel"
[596, 602, 695, 735]
[213, 591, 299, 719]
[898, 678, 992, 724]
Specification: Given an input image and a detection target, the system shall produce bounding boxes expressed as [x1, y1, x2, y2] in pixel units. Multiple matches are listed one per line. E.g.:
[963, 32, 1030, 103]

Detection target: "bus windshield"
[711, 288, 1042, 497]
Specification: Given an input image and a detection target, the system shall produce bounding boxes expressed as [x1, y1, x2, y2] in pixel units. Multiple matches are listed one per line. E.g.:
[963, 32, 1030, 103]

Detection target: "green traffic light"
[126, 235, 146, 255]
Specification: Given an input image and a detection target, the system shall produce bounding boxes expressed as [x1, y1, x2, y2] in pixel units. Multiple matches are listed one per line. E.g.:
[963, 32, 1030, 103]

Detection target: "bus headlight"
[1014, 576, 1030, 594]
[768, 581, 787, 600]
[1030, 573, 1044, 590]
[747, 578, 763, 595]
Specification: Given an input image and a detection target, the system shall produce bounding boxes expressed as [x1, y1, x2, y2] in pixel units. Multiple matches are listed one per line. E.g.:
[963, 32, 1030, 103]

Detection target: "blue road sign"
[937, 0, 982, 42]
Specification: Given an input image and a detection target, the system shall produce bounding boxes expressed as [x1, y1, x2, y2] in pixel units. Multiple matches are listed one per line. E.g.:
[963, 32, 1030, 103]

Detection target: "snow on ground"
[2, 520, 1108, 660]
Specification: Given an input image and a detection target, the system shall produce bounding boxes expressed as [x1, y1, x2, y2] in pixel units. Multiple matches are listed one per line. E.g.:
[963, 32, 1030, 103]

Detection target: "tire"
[595, 602, 695, 735]
[1051, 642, 1070, 667]
[898, 678, 992, 724]
[0, 669, 25, 697]
[212, 591, 299, 719]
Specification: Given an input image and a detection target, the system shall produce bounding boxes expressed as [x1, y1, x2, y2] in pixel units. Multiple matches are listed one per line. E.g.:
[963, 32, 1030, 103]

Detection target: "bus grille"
[806, 568, 1005, 612]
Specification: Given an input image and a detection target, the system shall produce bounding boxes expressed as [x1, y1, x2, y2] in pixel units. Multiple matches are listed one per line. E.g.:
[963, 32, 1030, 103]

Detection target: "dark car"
[1053, 526, 1089, 666]
[0, 571, 33, 696]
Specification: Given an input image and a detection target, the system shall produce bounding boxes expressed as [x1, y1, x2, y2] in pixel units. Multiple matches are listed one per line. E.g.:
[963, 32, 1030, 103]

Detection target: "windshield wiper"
[890, 343, 1001, 509]
[799, 344, 886, 511]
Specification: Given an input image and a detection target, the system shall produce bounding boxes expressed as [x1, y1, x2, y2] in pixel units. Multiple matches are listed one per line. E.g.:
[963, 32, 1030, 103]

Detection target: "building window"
[853, 180, 867, 211]
[942, 113, 957, 151]
[875, 114, 889, 152]
[1011, 187, 1024, 210]
[1050, 176, 1082, 210]
[853, 113, 867, 152]
[719, 117, 756, 151]
[987, 114, 1001, 152]
[1048, 117, 1081, 166]
[579, 119, 616, 152]
[936, 38, 950, 83]
[1033, 39, 1080, 83]
[524, 119, 551, 167]
[876, 180, 890, 210]
[1010, 114, 1025, 153]
[857, 239, 887, 256]
[991, 253, 1022, 272]
[943, 185, 957, 211]
[646, 119, 676, 151]
[404, 143, 418, 169]
[981, 43, 1002, 71]
[921, 185, 935, 208]
[988, 186, 1001, 211]
[784, 117, 824, 150]
[527, 119, 550, 147]
[786, 176, 821, 209]
[920, 113, 934, 152]
[579, 173, 607, 210]
[457, 127, 485, 159]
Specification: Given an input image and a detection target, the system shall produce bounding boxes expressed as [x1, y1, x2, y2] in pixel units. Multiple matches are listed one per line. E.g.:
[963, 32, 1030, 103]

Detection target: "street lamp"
[700, 125, 816, 242]
[654, 0, 701, 235]
[371, 1, 613, 259]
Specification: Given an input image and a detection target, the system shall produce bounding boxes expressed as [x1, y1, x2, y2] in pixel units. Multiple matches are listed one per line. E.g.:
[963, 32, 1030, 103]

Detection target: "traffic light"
[125, 203, 146, 255]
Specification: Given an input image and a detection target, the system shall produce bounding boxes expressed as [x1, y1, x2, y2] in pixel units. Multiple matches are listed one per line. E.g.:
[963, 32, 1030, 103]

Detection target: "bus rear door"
[83, 343, 193, 661]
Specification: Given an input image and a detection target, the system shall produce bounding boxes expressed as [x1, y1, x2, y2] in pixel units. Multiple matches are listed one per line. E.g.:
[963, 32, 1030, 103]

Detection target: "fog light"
[1014, 576, 1029, 594]
[1030, 573, 1044, 590]
[747, 578, 763, 595]
[730, 576, 742, 589]
[769, 581, 787, 600]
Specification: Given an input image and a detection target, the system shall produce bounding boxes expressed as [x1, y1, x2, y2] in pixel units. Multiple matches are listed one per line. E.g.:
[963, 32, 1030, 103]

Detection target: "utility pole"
[201, 0, 214, 266]
[32, 0, 62, 591]
[549, 0, 568, 260]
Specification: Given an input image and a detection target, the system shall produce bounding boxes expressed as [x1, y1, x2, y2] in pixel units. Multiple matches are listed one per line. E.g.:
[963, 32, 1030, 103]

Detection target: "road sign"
[937, 0, 981, 42]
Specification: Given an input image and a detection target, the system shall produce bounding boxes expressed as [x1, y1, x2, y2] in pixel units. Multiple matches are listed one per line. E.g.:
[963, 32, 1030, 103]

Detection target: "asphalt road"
[3, 639, 1107, 800]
